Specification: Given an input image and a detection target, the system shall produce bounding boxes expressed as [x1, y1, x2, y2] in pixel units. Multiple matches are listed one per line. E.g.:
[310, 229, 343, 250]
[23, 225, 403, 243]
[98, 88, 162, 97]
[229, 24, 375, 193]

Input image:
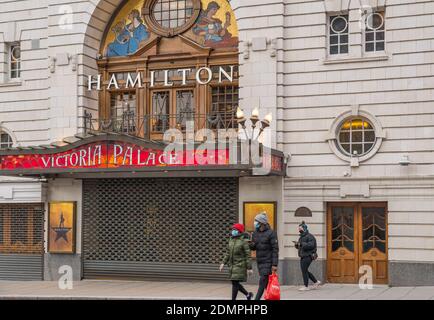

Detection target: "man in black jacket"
[295, 221, 321, 291]
[249, 212, 279, 300]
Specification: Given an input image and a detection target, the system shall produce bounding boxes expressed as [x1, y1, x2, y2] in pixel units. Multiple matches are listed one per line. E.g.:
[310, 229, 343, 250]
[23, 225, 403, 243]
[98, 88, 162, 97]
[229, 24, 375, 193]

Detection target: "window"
[337, 118, 376, 157]
[210, 85, 239, 130]
[150, 89, 195, 133]
[0, 130, 13, 149]
[153, 0, 194, 29]
[329, 15, 349, 55]
[176, 90, 195, 130]
[109, 92, 136, 133]
[365, 11, 385, 52]
[151, 91, 170, 132]
[144, 0, 201, 36]
[9, 43, 21, 79]
[98, 0, 239, 141]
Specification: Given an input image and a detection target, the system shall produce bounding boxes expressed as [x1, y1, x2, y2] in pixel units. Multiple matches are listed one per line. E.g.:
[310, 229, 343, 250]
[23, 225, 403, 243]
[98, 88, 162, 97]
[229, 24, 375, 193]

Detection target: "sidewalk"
[1, 280, 434, 300]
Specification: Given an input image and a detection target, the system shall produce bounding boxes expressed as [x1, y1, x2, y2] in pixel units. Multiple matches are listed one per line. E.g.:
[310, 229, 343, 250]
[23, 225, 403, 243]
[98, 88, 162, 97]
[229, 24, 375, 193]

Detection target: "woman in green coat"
[219, 223, 254, 300]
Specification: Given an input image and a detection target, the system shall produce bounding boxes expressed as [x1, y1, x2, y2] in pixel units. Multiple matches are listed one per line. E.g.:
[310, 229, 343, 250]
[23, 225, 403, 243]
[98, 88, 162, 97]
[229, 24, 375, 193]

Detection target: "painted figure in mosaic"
[106, 20, 130, 57]
[106, 9, 149, 57]
[193, 1, 238, 48]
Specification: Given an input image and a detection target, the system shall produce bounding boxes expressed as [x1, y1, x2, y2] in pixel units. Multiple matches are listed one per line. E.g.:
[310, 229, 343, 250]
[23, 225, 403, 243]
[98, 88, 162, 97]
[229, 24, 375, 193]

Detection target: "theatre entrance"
[82, 177, 238, 281]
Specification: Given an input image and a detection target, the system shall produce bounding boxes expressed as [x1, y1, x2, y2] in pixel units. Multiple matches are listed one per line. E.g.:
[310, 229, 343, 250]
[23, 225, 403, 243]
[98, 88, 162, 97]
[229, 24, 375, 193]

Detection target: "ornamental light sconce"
[236, 107, 273, 141]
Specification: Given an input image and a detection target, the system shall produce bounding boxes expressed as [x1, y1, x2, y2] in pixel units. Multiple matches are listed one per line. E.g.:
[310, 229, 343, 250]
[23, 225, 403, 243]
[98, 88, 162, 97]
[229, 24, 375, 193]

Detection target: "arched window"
[95, 0, 239, 141]
[0, 130, 13, 149]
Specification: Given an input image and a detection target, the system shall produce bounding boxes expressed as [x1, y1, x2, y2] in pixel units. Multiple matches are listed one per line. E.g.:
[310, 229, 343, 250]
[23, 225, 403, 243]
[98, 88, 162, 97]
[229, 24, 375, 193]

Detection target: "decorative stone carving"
[294, 207, 313, 217]
[243, 41, 251, 60]
[48, 56, 56, 73]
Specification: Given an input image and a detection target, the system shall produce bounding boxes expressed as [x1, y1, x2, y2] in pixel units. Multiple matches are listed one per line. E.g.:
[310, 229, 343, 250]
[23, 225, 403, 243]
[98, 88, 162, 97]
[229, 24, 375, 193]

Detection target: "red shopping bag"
[264, 273, 281, 300]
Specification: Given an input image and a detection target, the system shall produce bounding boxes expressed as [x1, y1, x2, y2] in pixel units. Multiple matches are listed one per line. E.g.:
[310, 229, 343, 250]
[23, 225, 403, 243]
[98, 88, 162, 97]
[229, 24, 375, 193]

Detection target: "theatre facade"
[1, 0, 434, 286]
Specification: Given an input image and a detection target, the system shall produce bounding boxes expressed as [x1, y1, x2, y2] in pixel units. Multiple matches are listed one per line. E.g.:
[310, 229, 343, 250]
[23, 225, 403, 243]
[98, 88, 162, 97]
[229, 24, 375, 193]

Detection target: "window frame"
[0, 129, 14, 149]
[8, 42, 21, 80]
[337, 118, 376, 157]
[143, 0, 202, 37]
[109, 90, 138, 134]
[328, 14, 349, 56]
[209, 83, 239, 131]
[97, 0, 239, 142]
[149, 87, 198, 135]
[364, 11, 386, 53]
[326, 109, 385, 165]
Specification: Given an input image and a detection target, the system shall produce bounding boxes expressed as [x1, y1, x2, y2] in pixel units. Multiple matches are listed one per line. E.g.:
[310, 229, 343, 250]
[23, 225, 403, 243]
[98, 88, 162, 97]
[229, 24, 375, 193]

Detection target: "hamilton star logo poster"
[48, 202, 76, 254]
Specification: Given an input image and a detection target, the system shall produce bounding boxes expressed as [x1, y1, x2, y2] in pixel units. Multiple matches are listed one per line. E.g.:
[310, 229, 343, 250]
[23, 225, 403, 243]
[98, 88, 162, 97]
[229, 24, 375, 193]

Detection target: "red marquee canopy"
[0, 134, 285, 178]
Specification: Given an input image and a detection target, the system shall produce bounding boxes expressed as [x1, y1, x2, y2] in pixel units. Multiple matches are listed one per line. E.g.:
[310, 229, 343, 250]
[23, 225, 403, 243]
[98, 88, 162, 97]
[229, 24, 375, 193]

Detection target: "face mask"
[254, 221, 260, 231]
[231, 230, 240, 237]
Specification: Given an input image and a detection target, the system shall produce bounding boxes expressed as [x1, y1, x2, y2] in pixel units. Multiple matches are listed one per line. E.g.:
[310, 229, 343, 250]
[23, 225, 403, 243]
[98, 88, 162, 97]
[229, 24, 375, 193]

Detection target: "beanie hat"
[299, 221, 308, 232]
[254, 212, 268, 225]
[232, 223, 245, 233]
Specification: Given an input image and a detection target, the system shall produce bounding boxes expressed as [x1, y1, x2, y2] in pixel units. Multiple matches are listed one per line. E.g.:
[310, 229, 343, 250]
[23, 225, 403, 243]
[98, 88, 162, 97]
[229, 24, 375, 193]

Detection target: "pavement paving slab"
[1, 280, 434, 300]
[344, 286, 389, 300]
[366, 286, 415, 300]
[402, 286, 434, 300]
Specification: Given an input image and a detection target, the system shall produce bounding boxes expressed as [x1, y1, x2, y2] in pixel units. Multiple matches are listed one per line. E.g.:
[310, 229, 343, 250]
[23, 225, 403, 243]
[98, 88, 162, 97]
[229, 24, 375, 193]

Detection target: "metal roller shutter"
[83, 177, 238, 281]
[0, 204, 44, 281]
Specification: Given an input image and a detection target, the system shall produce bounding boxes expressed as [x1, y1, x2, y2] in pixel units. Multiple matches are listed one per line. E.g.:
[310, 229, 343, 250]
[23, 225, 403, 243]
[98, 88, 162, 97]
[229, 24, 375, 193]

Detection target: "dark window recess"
[0, 131, 13, 149]
[153, 0, 194, 29]
[329, 15, 349, 55]
[10, 44, 21, 79]
[365, 12, 385, 52]
[210, 85, 239, 129]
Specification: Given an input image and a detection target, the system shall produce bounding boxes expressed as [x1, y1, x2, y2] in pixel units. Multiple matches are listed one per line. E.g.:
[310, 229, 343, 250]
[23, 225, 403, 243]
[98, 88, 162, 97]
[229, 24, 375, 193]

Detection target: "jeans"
[231, 280, 248, 300]
[255, 274, 269, 300]
[300, 256, 318, 287]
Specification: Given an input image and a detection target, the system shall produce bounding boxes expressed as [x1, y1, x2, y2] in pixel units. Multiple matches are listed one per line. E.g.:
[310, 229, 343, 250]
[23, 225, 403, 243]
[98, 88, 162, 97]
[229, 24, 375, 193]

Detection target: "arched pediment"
[101, 0, 239, 58]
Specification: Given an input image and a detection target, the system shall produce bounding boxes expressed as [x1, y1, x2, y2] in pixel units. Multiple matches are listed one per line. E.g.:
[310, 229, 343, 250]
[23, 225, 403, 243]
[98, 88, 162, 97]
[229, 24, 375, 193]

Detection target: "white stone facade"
[0, 0, 434, 285]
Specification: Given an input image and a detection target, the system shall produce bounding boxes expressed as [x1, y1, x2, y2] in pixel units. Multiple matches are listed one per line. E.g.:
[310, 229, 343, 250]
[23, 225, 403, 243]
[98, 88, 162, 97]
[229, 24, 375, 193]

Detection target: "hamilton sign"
[87, 65, 236, 91]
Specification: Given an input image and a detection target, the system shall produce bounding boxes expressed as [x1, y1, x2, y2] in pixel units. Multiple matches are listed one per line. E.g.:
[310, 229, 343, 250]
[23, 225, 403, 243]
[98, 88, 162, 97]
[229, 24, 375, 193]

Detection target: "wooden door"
[327, 203, 359, 283]
[358, 203, 388, 284]
[327, 202, 388, 284]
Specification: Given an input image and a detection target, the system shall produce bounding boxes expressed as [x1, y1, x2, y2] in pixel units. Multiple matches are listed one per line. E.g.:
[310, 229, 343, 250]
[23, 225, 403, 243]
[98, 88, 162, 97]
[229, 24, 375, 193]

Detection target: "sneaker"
[312, 281, 321, 289]
[298, 286, 311, 291]
[247, 292, 254, 300]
